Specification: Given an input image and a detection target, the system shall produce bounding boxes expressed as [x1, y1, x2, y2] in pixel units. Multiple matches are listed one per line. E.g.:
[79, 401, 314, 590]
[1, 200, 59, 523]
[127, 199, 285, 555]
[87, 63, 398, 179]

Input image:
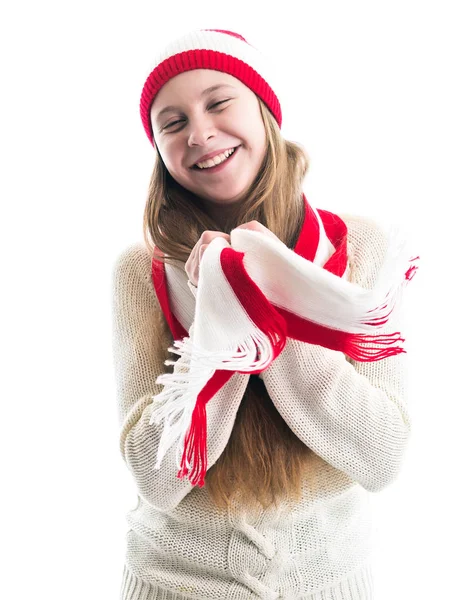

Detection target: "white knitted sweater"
[111, 214, 411, 600]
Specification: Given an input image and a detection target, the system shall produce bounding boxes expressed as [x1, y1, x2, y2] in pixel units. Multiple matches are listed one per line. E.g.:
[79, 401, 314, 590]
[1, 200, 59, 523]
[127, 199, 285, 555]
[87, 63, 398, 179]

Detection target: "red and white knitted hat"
[140, 29, 282, 146]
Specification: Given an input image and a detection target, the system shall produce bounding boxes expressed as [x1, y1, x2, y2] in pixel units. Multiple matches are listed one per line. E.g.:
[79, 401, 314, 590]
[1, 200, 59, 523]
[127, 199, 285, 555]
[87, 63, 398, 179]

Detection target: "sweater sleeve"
[111, 243, 249, 511]
[260, 216, 412, 493]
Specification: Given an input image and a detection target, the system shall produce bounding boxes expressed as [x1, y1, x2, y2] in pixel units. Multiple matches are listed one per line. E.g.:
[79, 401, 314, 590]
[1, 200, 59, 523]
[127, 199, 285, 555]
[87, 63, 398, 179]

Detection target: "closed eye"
[209, 99, 230, 109]
[162, 99, 231, 131]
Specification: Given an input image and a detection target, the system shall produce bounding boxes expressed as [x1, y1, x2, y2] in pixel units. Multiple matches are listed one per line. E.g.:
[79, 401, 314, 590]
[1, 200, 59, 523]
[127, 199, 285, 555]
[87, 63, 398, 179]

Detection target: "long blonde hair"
[143, 98, 321, 511]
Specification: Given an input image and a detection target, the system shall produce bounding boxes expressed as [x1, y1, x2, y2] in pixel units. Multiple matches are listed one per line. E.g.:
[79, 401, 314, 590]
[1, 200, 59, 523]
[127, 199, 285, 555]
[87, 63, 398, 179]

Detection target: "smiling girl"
[151, 69, 268, 226]
[111, 28, 418, 600]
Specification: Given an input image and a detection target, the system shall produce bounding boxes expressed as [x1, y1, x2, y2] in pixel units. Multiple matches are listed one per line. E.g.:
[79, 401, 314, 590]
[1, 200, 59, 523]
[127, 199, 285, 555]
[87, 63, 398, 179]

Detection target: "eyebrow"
[154, 84, 237, 121]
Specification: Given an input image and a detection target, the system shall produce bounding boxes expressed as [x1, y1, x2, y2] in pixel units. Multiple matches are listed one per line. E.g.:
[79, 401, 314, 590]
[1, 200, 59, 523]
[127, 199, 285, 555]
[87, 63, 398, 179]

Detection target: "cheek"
[157, 141, 181, 171]
[249, 123, 267, 161]
[238, 109, 266, 153]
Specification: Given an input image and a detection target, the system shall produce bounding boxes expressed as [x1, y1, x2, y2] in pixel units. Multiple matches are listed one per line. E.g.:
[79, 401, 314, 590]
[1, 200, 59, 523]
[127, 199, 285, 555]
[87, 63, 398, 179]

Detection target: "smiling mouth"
[191, 146, 240, 170]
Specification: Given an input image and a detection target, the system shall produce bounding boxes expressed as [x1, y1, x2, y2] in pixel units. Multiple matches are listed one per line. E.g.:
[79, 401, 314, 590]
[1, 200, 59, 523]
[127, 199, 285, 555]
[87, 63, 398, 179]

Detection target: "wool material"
[148, 197, 418, 488]
[111, 213, 414, 600]
[140, 28, 283, 145]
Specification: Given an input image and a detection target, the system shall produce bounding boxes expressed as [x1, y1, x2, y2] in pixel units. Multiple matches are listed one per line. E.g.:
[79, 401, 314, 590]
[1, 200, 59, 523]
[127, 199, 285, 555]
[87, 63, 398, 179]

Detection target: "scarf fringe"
[165, 328, 278, 371]
[357, 253, 418, 329]
[148, 324, 283, 480]
[340, 254, 418, 359]
[149, 372, 201, 471]
[148, 204, 420, 488]
[344, 331, 406, 361]
[177, 396, 208, 487]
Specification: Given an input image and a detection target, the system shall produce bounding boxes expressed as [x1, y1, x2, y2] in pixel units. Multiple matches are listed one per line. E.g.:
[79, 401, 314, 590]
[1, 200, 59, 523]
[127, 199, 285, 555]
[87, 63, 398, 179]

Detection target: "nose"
[187, 113, 217, 147]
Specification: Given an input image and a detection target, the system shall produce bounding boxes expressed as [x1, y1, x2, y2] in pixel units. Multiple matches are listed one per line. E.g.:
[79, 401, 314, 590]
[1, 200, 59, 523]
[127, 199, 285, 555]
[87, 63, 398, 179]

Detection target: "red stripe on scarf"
[177, 369, 235, 487]
[151, 252, 188, 341]
[177, 247, 288, 487]
[220, 247, 288, 366]
[150, 195, 355, 488]
[276, 305, 405, 362]
[318, 209, 348, 276]
[149, 194, 415, 487]
[294, 197, 320, 261]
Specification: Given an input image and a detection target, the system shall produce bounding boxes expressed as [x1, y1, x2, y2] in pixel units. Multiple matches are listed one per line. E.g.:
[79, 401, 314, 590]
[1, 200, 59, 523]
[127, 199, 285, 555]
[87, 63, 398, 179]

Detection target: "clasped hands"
[185, 221, 280, 287]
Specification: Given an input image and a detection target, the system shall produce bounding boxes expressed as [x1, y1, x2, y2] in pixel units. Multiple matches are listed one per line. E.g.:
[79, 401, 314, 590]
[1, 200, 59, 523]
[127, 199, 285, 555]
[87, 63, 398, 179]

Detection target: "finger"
[185, 237, 203, 281]
[240, 220, 262, 229]
[187, 232, 231, 282]
[185, 242, 196, 271]
[198, 243, 208, 263]
[200, 231, 230, 245]
[190, 232, 209, 263]
[191, 244, 207, 285]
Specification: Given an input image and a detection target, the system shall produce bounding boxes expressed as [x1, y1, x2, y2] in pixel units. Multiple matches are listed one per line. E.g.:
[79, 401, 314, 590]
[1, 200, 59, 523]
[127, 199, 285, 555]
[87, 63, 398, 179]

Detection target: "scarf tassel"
[405, 257, 419, 281]
[340, 256, 419, 361]
[151, 319, 288, 486]
[172, 264, 291, 486]
[177, 395, 208, 487]
[173, 324, 289, 486]
[149, 224, 419, 486]
[343, 331, 406, 362]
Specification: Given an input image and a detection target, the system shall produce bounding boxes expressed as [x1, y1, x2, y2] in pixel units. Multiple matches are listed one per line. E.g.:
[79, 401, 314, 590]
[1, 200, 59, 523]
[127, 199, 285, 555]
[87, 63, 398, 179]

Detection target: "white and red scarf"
[149, 194, 419, 488]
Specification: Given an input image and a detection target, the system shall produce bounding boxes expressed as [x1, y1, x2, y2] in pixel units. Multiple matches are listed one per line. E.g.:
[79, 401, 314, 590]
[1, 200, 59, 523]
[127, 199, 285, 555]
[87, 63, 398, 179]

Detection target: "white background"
[1, 1, 461, 599]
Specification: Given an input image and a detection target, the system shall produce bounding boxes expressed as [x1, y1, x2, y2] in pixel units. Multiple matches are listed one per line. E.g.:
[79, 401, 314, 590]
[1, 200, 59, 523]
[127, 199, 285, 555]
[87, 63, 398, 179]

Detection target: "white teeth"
[195, 147, 235, 169]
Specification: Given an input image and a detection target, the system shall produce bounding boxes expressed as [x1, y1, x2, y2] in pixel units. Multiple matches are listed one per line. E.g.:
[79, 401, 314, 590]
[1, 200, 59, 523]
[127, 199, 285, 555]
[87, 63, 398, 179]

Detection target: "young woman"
[111, 28, 418, 600]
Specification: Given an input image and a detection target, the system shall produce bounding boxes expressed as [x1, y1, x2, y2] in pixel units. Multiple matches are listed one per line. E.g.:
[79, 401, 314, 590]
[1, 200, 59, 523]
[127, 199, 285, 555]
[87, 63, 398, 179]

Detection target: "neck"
[200, 199, 243, 231]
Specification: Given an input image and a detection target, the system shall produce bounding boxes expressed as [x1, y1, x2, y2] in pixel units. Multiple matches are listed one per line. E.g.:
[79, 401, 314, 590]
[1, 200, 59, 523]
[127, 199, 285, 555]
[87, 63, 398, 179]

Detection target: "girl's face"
[150, 69, 267, 212]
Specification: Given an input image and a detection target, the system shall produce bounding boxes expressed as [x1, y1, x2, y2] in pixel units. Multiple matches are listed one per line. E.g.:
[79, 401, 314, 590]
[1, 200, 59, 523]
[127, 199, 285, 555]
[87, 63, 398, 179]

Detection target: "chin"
[201, 181, 252, 203]
[179, 176, 251, 205]
[202, 192, 247, 205]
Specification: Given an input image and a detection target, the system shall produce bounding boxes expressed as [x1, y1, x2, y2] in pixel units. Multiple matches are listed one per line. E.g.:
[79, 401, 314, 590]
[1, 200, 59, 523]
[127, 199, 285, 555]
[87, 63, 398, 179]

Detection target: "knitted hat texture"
[140, 29, 282, 146]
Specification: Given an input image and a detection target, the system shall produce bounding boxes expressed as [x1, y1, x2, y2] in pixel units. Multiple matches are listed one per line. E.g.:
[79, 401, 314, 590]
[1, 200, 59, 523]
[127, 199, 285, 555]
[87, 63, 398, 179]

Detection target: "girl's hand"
[234, 220, 280, 242]
[185, 231, 231, 287]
